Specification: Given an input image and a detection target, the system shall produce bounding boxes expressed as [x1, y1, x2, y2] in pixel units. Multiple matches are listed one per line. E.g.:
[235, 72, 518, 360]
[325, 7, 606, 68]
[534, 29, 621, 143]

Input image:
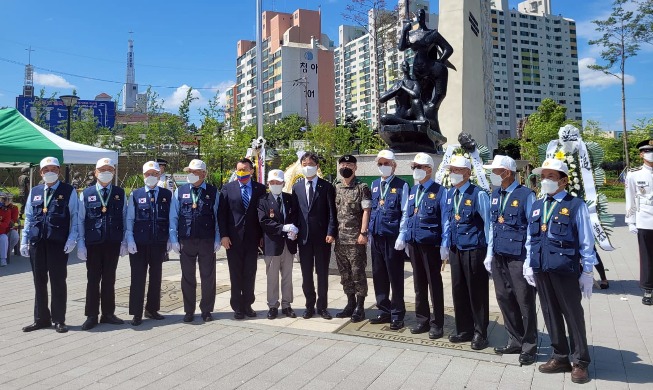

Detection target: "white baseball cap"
[39, 156, 60, 169]
[482, 155, 516, 172]
[444, 155, 471, 170]
[183, 159, 207, 172]
[375, 150, 395, 162]
[412, 152, 434, 167]
[95, 158, 116, 169]
[533, 158, 569, 176]
[267, 169, 285, 183]
[142, 161, 161, 174]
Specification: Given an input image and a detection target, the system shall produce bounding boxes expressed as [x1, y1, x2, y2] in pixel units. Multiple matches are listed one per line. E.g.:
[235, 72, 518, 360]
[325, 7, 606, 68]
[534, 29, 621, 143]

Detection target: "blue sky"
[0, 0, 651, 131]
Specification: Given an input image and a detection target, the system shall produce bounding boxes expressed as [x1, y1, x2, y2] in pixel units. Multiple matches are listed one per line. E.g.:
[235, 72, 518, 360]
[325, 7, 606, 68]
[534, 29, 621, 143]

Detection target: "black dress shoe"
[302, 308, 315, 319]
[410, 322, 429, 334]
[202, 312, 214, 322]
[54, 323, 68, 333]
[317, 309, 332, 320]
[245, 307, 257, 318]
[282, 307, 297, 318]
[429, 326, 444, 339]
[22, 321, 52, 332]
[519, 352, 536, 365]
[100, 314, 124, 325]
[234, 311, 245, 320]
[389, 319, 405, 330]
[183, 313, 195, 322]
[448, 333, 474, 343]
[267, 307, 278, 320]
[471, 334, 489, 350]
[369, 314, 392, 325]
[643, 296, 653, 306]
[81, 316, 98, 331]
[131, 316, 143, 326]
[144, 310, 165, 320]
[494, 345, 522, 355]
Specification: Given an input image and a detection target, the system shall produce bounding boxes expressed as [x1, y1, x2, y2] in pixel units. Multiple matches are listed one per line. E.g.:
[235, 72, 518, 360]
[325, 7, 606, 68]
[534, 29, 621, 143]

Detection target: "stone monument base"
[379, 124, 447, 154]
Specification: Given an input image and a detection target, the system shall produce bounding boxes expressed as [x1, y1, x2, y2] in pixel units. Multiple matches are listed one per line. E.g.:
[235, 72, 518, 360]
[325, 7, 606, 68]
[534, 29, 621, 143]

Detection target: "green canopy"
[0, 107, 117, 164]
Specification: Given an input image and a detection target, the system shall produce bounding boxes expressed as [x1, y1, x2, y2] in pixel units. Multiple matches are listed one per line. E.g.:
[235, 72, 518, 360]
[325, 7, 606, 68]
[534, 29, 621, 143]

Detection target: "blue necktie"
[242, 185, 250, 209]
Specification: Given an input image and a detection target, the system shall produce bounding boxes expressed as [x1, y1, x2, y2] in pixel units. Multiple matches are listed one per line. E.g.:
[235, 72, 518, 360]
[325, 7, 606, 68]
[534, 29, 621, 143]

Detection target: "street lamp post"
[60, 94, 79, 183]
[194, 133, 203, 159]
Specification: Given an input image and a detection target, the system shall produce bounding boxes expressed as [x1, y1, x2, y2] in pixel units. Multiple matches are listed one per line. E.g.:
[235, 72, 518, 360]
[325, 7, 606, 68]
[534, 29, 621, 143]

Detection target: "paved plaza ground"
[0, 203, 651, 389]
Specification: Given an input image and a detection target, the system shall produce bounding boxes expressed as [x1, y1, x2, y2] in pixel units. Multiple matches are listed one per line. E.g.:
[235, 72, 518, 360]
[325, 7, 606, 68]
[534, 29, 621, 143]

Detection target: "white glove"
[523, 266, 536, 287]
[579, 271, 594, 299]
[288, 231, 297, 241]
[629, 224, 638, 234]
[394, 238, 406, 251]
[483, 255, 493, 273]
[282, 224, 297, 233]
[440, 246, 450, 261]
[63, 239, 76, 254]
[20, 244, 30, 257]
[128, 241, 138, 254]
[213, 241, 221, 253]
[171, 242, 181, 254]
[77, 244, 87, 261]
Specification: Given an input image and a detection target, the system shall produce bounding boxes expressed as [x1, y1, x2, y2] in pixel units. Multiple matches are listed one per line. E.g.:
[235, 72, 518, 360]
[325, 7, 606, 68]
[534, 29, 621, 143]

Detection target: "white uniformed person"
[625, 139, 653, 305]
[156, 158, 176, 192]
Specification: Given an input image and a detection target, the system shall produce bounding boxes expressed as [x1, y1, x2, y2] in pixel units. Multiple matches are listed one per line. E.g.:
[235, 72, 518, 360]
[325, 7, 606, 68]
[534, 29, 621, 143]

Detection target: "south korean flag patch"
[532, 209, 540, 217]
[492, 198, 498, 205]
[138, 198, 147, 204]
[33, 195, 42, 201]
[182, 193, 191, 199]
[88, 195, 96, 202]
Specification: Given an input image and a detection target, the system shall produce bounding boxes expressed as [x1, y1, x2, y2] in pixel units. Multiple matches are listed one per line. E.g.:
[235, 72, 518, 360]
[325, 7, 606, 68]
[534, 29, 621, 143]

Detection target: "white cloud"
[162, 84, 206, 111]
[33, 72, 75, 88]
[579, 57, 636, 89]
[205, 81, 235, 107]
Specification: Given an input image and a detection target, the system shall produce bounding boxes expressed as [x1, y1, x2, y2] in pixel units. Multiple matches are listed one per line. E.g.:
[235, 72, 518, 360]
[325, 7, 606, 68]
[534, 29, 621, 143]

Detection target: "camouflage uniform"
[335, 178, 372, 297]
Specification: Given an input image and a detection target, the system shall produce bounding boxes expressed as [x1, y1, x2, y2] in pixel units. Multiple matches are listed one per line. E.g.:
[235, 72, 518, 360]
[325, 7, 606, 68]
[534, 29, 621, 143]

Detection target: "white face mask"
[643, 152, 653, 163]
[42, 171, 59, 184]
[490, 172, 504, 187]
[144, 176, 159, 188]
[378, 165, 393, 177]
[269, 184, 283, 195]
[541, 178, 561, 195]
[187, 173, 200, 185]
[412, 168, 426, 181]
[97, 171, 114, 183]
[449, 173, 464, 186]
[302, 165, 318, 178]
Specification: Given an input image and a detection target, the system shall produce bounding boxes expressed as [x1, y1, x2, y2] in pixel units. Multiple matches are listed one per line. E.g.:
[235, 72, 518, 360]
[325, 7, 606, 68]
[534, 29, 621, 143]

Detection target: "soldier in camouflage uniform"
[334, 155, 372, 323]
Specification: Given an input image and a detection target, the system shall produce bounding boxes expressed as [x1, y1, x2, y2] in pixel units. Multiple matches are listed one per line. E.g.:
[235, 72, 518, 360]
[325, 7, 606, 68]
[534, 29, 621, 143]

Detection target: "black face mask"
[339, 167, 354, 179]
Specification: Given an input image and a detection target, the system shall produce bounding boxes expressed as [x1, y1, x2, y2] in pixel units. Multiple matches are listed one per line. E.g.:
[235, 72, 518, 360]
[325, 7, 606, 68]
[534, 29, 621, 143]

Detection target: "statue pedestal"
[379, 124, 447, 154]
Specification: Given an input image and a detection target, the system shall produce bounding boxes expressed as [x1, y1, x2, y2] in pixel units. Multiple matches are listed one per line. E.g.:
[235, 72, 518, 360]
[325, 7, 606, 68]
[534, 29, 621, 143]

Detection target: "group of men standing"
[17, 139, 653, 386]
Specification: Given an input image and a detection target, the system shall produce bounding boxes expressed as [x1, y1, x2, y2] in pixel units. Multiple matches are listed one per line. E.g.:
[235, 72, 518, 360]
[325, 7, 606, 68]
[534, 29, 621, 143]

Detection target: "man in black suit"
[219, 158, 266, 319]
[258, 169, 298, 319]
[291, 152, 338, 319]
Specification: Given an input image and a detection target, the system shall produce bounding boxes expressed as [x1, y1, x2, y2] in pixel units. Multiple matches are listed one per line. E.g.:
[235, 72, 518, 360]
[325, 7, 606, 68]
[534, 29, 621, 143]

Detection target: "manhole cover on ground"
[76, 280, 230, 313]
[334, 303, 507, 354]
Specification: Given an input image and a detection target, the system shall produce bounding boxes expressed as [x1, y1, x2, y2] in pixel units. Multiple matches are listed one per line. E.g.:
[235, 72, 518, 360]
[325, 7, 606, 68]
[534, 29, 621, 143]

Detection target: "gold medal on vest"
[498, 215, 505, 224]
[42, 207, 47, 213]
[379, 200, 385, 206]
[102, 206, 107, 213]
[455, 214, 461, 221]
[541, 224, 547, 232]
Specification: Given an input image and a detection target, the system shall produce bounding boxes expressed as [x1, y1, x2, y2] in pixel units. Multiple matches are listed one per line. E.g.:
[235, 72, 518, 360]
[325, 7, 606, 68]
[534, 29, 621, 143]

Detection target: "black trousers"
[179, 238, 216, 315]
[298, 242, 331, 310]
[129, 243, 166, 315]
[29, 240, 68, 324]
[409, 243, 444, 327]
[535, 271, 590, 367]
[226, 242, 259, 312]
[371, 234, 405, 321]
[491, 254, 538, 354]
[450, 246, 489, 338]
[85, 242, 121, 316]
[638, 229, 653, 290]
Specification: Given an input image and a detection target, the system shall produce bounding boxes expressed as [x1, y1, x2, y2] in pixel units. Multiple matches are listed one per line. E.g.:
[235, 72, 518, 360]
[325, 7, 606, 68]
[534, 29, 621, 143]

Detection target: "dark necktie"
[308, 180, 314, 208]
[277, 195, 283, 220]
[102, 187, 108, 199]
[149, 189, 155, 202]
[46, 187, 52, 198]
[381, 181, 387, 192]
[46, 187, 52, 209]
[242, 185, 250, 209]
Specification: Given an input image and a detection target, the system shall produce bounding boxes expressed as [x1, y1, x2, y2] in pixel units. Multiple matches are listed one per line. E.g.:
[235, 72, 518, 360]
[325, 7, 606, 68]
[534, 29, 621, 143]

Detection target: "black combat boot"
[350, 296, 366, 323]
[336, 294, 356, 318]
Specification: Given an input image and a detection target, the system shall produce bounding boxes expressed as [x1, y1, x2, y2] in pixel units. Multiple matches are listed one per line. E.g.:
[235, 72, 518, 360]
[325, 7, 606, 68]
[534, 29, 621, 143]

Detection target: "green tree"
[178, 87, 198, 129]
[588, 0, 648, 168]
[497, 138, 521, 159]
[264, 114, 305, 149]
[628, 118, 653, 165]
[581, 120, 622, 164]
[304, 122, 351, 178]
[519, 99, 575, 166]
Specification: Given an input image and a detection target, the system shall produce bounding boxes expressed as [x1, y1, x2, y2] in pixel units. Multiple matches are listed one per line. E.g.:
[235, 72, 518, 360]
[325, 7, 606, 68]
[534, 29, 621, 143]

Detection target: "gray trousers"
[264, 244, 294, 309]
[179, 238, 216, 315]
